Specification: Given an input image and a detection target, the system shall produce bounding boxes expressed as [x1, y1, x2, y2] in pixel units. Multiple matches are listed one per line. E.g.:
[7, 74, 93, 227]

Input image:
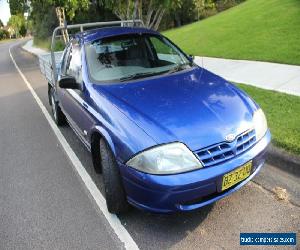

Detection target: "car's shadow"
[118, 203, 214, 249]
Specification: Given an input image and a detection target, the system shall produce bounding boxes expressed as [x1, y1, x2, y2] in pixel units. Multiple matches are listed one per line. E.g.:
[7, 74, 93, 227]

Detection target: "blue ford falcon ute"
[48, 23, 271, 214]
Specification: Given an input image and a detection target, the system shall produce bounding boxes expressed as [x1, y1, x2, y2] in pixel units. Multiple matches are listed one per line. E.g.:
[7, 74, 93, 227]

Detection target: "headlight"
[253, 108, 268, 141]
[126, 142, 203, 175]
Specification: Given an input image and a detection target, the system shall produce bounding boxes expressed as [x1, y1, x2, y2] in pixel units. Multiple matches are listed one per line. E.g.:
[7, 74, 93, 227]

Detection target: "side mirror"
[188, 54, 195, 62]
[58, 76, 79, 89]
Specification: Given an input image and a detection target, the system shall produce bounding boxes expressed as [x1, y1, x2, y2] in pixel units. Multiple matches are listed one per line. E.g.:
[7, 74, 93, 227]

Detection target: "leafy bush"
[19, 24, 27, 37]
[0, 29, 9, 40]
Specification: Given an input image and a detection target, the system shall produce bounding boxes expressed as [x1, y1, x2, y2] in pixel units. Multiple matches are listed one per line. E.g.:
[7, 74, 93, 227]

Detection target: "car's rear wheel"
[100, 138, 130, 214]
[50, 89, 66, 126]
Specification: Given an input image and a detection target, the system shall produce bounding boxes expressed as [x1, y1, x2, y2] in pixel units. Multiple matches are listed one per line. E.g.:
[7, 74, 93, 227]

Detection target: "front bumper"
[119, 130, 271, 213]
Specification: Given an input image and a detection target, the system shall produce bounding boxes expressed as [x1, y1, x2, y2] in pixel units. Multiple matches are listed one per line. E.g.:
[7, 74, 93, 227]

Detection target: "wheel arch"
[90, 126, 116, 173]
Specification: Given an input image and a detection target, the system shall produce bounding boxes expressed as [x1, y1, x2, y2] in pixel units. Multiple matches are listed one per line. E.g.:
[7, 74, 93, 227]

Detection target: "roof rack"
[50, 20, 144, 83]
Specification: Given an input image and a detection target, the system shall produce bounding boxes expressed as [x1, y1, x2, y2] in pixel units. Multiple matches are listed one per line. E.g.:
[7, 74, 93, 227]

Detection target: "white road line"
[9, 45, 139, 250]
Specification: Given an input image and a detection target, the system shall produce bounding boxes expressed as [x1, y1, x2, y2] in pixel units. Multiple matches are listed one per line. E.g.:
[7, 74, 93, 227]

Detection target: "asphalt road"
[0, 39, 299, 250]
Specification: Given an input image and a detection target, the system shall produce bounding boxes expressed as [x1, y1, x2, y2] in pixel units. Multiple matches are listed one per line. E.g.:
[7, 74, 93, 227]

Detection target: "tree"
[28, 0, 245, 39]
[19, 24, 27, 36]
[52, 0, 90, 42]
[105, 0, 182, 30]
[72, 1, 117, 24]
[8, 0, 27, 15]
[193, 0, 216, 19]
[0, 19, 4, 28]
[167, 0, 196, 28]
[30, 0, 58, 40]
[0, 29, 10, 40]
[49, 0, 90, 20]
[7, 14, 26, 37]
[29, 0, 91, 42]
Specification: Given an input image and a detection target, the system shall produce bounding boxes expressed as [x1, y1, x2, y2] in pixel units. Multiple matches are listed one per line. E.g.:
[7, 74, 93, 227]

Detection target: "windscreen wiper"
[167, 63, 191, 74]
[119, 71, 160, 82]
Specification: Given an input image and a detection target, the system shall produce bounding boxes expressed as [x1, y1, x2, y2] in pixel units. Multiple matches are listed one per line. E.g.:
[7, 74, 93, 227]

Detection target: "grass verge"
[33, 37, 65, 51]
[0, 38, 17, 43]
[164, 0, 300, 65]
[237, 83, 300, 155]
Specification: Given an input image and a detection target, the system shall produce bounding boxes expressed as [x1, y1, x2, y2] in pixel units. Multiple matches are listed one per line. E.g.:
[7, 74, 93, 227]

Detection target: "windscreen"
[85, 34, 192, 83]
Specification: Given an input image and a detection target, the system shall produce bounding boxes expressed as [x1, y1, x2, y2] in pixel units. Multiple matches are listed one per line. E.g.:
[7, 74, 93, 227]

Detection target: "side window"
[149, 36, 183, 64]
[61, 43, 71, 74]
[66, 41, 82, 83]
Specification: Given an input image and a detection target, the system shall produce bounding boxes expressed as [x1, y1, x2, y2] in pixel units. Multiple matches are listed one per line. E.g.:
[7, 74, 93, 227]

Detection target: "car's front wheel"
[100, 138, 130, 214]
[50, 89, 66, 126]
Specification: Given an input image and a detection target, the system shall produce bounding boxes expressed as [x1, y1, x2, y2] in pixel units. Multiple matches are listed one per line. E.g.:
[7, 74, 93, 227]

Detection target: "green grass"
[33, 37, 65, 51]
[236, 83, 300, 155]
[0, 38, 16, 43]
[164, 0, 300, 65]
[33, 37, 51, 50]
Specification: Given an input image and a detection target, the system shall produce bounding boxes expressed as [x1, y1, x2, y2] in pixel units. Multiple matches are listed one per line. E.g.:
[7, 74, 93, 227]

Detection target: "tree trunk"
[174, 13, 181, 27]
[145, 0, 153, 27]
[115, 10, 126, 20]
[95, 0, 103, 20]
[153, 8, 165, 30]
[149, 6, 162, 29]
[138, 0, 143, 21]
[55, 7, 69, 44]
[132, 0, 139, 21]
[126, 0, 130, 19]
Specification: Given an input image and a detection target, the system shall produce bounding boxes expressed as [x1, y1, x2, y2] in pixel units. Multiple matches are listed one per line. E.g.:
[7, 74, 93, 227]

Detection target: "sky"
[0, 0, 11, 25]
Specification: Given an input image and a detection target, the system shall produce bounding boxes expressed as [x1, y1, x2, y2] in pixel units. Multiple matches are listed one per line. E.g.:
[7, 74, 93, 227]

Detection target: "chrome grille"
[195, 129, 256, 167]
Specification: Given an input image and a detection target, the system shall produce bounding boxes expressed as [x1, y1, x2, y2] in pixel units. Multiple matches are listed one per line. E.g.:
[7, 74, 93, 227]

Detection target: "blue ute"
[48, 24, 271, 214]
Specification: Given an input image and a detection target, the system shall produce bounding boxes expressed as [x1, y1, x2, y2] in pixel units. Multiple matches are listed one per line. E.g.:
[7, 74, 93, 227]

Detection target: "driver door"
[59, 40, 94, 148]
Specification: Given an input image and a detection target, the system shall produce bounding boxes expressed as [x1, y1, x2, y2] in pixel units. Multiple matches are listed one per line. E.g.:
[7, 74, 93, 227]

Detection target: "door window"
[61, 43, 71, 75]
[66, 40, 82, 83]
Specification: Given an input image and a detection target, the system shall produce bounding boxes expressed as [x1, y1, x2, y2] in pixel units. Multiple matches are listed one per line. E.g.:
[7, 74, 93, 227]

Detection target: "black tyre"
[100, 138, 130, 214]
[50, 89, 66, 126]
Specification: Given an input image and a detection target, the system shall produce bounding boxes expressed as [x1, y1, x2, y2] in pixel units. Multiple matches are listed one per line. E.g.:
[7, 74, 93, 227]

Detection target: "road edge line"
[9, 45, 139, 250]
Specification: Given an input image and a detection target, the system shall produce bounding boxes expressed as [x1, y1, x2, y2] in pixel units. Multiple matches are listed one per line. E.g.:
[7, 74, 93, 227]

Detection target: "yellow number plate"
[222, 161, 252, 191]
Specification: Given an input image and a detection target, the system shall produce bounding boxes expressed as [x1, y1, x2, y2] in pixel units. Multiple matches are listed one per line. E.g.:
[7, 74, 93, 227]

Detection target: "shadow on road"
[118, 204, 213, 249]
